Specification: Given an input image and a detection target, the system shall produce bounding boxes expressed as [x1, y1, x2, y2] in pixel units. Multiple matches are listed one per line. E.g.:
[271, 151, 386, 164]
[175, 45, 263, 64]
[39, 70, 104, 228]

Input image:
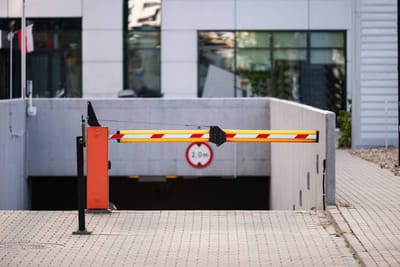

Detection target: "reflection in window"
[310, 32, 344, 48]
[198, 31, 346, 115]
[199, 32, 235, 97]
[273, 32, 307, 48]
[237, 32, 270, 48]
[0, 18, 82, 98]
[128, 0, 160, 29]
[124, 0, 161, 97]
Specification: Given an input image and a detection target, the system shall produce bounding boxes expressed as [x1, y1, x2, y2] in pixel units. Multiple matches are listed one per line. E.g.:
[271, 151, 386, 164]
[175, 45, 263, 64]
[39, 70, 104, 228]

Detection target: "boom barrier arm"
[109, 126, 319, 146]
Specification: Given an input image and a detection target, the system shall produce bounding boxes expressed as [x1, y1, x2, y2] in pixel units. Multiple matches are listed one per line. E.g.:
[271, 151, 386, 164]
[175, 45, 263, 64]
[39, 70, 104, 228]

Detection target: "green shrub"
[337, 100, 351, 148]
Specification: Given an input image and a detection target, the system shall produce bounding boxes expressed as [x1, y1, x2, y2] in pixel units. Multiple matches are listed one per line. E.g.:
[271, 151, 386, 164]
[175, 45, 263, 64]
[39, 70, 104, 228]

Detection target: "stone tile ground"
[334, 150, 400, 266]
[0, 210, 357, 266]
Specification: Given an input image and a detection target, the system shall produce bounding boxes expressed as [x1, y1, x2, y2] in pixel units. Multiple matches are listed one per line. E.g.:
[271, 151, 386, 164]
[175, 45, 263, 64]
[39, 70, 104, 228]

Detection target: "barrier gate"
[73, 102, 319, 234]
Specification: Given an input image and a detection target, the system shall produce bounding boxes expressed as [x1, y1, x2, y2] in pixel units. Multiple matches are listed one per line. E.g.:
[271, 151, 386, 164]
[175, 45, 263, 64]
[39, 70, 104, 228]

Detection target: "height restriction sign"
[185, 143, 213, 168]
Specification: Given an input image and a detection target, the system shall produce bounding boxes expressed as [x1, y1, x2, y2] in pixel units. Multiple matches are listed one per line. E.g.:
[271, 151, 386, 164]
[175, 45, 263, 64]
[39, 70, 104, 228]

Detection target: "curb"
[326, 206, 376, 267]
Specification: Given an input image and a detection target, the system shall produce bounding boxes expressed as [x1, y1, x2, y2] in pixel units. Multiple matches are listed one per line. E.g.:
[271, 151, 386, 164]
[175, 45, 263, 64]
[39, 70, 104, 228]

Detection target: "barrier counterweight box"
[87, 127, 109, 210]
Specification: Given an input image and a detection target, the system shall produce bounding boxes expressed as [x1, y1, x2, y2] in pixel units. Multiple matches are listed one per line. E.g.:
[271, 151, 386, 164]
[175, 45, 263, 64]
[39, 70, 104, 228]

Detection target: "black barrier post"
[73, 135, 91, 235]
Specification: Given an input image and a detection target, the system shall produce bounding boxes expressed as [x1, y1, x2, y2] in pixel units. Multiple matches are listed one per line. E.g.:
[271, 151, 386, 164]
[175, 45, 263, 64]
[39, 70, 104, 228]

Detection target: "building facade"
[0, 0, 397, 147]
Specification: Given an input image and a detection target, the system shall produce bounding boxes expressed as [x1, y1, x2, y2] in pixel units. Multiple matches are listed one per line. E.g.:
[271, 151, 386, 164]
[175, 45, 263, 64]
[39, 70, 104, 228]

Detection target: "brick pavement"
[328, 150, 400, 267]
[0, 210, 357, 266]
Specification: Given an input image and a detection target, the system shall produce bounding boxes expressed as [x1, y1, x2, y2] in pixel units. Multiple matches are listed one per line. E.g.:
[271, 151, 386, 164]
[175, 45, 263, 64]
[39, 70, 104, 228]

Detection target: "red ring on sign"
[185, 142, 213, 169]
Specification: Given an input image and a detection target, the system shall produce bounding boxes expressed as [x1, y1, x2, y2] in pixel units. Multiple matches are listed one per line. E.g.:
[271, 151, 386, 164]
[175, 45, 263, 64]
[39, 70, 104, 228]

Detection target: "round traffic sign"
[185, 143, 213, 168]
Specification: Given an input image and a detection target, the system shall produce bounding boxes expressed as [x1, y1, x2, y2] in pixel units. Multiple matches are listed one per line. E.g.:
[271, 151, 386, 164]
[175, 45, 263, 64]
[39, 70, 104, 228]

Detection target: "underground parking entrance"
[30, 176, 269, 210]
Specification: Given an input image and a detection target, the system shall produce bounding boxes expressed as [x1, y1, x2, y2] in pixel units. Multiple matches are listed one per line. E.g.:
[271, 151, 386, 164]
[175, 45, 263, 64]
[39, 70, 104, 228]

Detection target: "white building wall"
[236, 0, 309, 29]
[162, 0, 235, 97]
[0, 100, 28, 210]
[352, 0, 398, 147]
[2, 0, 398, 148]
[82, 0, 123, 98]
[162, 0, 353, 98]
[6, 0, 82, 17]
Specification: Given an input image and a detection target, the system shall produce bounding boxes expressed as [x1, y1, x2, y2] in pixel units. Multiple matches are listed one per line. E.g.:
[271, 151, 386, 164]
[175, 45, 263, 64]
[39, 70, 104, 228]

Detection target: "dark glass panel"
[0, 18, 82, 98]
[127, 47, 161, 97]
[127, 31, 160, 48]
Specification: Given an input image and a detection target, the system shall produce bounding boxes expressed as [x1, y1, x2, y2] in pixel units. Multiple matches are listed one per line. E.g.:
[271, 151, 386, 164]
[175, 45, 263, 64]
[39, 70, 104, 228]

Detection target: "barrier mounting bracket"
[209, 126, 226, 146]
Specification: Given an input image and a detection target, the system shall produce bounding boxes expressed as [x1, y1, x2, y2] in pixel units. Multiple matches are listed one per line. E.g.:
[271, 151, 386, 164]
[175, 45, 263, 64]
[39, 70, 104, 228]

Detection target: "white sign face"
[185, 143, 213, 168]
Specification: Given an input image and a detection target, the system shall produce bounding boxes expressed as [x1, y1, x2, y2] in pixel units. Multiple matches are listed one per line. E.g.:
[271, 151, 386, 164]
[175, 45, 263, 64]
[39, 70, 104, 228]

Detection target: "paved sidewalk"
[328, 150, 400, 266]
[0, 210, 356, 266]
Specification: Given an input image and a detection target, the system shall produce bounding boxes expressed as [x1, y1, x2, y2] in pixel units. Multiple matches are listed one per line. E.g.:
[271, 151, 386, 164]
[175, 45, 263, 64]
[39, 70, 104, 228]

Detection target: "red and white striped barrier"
[109, 128, 319, 144]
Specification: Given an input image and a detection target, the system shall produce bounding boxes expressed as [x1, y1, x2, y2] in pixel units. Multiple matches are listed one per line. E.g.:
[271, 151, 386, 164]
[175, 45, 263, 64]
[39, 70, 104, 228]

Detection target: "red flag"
[17, 24, 34, 53]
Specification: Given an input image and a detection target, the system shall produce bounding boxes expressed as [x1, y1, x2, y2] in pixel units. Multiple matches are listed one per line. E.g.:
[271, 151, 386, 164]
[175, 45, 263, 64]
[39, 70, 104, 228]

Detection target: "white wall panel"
[8, 0, 82, 17]
[163, 0, 234, 30]
[236, 0, 308, 30]
[0, 101, 28, 209]
[83, 62, 122, 98]
[353, 0, 398, 148]
[83, 30, 122, 62]
[162, 30, 197, 62]
[83, 0, 122, 29]
[309, 0, 352, 29]
[162, 62, 197, 97]
[0, 0, 7, 16]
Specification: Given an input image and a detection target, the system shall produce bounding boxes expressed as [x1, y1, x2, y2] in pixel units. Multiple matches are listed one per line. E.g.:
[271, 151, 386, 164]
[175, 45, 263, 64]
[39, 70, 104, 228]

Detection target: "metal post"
[73, 117, 90, 234]
[21, 0, 26, 98]
[73, 136, 90, 235]
[398, 0, 400, 165]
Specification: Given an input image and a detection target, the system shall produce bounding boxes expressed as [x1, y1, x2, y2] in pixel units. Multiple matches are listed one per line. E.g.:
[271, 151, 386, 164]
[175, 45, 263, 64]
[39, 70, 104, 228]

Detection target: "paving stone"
[0, 210, 357, 266]
[334, 150, 400, 267]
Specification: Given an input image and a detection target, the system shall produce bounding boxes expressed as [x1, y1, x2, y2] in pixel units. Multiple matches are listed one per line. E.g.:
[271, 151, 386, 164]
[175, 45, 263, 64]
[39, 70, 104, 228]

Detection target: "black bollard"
[73, 136, 91, 235]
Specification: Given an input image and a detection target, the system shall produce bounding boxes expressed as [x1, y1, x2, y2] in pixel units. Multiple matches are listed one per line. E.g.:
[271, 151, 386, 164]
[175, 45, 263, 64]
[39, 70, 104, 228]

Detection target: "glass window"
[310, 32, 344, 48]
[199, 32, 234, 48]
[237, 32, 270, 48]
[273, 49, 307, 61]
[236, 48, 270, 97]
[310, 49, 345, 64]
[273, 32, 307, 48]
[0, 18, 82, 98]
[126, 31, 161, 97]
[304, 32, 346, 114]
[198, 32, 235, 97]
[127, 0, 160, 28]
[198, 30, 346, 116]
[237, 49, 270, 71]
[124, 0, 161, 97]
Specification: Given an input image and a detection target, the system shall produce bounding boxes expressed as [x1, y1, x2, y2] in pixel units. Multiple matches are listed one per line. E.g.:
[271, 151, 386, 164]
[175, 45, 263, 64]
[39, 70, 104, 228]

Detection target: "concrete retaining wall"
[269, 98, 336, 210]
[1, 98, 335, 210]
[27, 99, 270, 177]
[0, 100, 28, 209]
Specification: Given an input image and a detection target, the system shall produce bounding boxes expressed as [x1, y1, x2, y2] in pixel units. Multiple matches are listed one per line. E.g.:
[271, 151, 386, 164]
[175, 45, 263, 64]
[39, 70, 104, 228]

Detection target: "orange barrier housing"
[86, 127, 109, 210]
